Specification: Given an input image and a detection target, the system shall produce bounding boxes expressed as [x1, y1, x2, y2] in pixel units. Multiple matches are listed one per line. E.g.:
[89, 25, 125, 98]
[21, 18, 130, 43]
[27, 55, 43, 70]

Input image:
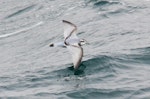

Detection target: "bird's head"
[80, 39, 89, 46]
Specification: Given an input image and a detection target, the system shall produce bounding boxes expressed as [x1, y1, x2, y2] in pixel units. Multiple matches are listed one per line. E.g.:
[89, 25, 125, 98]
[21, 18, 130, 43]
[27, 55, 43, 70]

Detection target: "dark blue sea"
[0, 0, 150, 98]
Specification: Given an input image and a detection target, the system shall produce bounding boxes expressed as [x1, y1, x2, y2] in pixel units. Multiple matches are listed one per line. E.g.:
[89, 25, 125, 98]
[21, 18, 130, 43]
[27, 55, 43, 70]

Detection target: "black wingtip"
[62, 20, 77, 28]
[62, 20, 70, 23]
[62, 20, 66, 22]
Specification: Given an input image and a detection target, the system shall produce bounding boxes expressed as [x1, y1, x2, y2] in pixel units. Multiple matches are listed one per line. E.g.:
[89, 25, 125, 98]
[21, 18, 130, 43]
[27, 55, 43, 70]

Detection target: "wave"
[44, 52, 150, 77]
[86, 0, 120, 6]
[5, 4, 36, 19]
[66, 88, 133, 99]
[94, 0, 120, 6]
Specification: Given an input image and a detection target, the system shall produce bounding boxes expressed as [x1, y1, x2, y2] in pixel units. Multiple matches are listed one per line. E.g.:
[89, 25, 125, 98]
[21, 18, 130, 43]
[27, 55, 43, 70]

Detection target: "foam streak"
[0, 21, 43, 38]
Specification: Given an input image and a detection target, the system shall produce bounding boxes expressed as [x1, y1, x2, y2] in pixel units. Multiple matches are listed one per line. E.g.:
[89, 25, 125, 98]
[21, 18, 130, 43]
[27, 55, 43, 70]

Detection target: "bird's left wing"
[62, 20, 78, 43]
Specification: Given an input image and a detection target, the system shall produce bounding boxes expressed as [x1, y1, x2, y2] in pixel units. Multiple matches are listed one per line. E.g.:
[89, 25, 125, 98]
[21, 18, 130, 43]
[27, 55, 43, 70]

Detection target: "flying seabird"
[49, 20, 88, 72]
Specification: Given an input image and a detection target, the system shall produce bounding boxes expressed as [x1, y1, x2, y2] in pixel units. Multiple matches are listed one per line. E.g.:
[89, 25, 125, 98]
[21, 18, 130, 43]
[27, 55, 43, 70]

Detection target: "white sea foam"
[0, 21, 43, 38]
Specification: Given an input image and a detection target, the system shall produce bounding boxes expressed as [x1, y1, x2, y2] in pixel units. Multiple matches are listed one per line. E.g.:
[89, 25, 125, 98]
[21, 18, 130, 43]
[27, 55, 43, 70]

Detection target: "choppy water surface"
[0, 0, 150, 98]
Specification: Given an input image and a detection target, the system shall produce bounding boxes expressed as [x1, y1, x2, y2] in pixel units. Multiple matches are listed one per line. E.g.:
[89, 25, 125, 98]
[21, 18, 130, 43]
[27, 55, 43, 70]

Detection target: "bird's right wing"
[67, 45, 83, 70]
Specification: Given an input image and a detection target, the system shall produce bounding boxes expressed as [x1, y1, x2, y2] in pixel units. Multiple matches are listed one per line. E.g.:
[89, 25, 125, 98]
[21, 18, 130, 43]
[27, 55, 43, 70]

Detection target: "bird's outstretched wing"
[62, 20, 83, 70]
[67, 45, 83, 70]
[62, 20, 78, 43]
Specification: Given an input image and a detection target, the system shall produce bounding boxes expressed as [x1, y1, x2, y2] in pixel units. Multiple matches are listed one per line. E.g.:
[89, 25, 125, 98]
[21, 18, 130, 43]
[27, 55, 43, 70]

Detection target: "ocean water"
[0, 0, 150, 98]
